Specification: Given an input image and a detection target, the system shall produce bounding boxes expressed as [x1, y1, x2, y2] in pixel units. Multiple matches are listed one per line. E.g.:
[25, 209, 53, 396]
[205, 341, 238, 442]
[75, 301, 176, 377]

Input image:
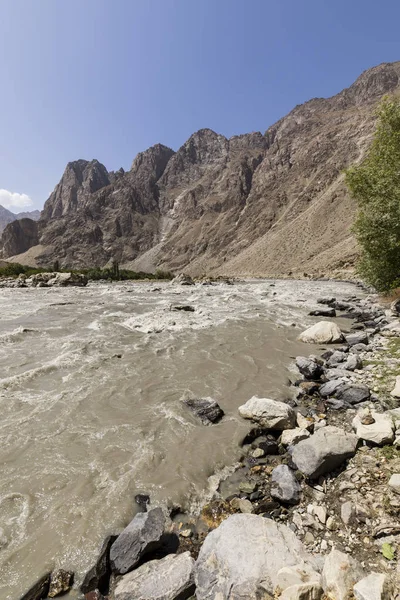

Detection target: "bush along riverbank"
[22, 289, 400, 600]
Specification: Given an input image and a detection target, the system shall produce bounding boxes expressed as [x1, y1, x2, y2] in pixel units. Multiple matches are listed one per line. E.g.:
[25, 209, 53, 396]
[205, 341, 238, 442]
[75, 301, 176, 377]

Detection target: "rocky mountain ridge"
[0, 205, 40, 234]
[2, 61, 400, 275]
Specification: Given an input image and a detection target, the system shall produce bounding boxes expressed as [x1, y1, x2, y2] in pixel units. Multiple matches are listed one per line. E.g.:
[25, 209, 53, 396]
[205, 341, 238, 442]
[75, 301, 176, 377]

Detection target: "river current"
[0, 279, 362, 598]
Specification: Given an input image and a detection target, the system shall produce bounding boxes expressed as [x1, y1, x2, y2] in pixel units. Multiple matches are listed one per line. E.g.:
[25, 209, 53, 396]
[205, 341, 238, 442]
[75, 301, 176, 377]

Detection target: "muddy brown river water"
[0, 279, 364, 598]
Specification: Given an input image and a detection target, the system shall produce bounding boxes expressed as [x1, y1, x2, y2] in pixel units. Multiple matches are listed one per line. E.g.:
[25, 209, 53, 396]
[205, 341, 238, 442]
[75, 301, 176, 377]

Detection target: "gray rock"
[113, 552, 195, 600]
[325, 368, 352, 380]
[345, 331, 369, 346]
[388, 473, 400, 494]
[281, 428, 310, 446]
[353, 573, 394, 600]
[309, 308, 336, 317]
[80, 535, 117, 594]
[322, 549, 364, 600]
[183, 397, 224, 425]
[291, 426, 358, 479]
[275, 564, 322, 592]
[342, 353, 362, 371]
[20, 574, 51, 600]
[298, 322, 344, 344]
[335, 384, 370, 405]
[318, 379, 345, 398]
[350, 343, 369, 354]
[110, 508, 165, 575]
[296, 356, 323, 380]
[238, 397, 295, 430]
[195, 514, 319, 599]
[270, 465, 302, 504]
[341, 501, 356, 526]
[230, 497, 254, 513]
[326, 350, 347, 367]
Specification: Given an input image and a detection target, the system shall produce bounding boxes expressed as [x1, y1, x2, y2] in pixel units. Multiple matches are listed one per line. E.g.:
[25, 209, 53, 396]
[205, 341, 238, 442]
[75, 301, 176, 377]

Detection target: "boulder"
[309, 308, 336, 317]
[317, 297, 335, 305]
[110, 508, 165, 575]
[352, 410, 395, 446]
[388, 473, 400, 495]
[194, 514, 319, 599]
[298, 322, 344, 344]
[318, 379, 345, 398]
[80, 535, 117, 594]
[48, 272, 88, 287]
[345, 331, 369, 346]
[48, 570, 74, 598]
[335, 384, 370, 405]
[230, 498, 253, 513]
[350, 343, 369, 354]
[183, 397, 224, 425]
[171, 273, 194, 286]
[238, 397, 295, 430]
[291, 426, 358, 479]
[113, 552, 195, 600]
[322, 549, 364, 600]
[20, 573, 51, 600]
[326, 350, 347, 367]
[325, 368, 352, 380]
[279, 583, 324, 600]
[390, 299, 400, 315]
[353, 573, 394, 600]
[275, 564, 322, 593]
[270, 465, 302, 505]
[281, 428, 310, 446]
[342, 354, 362, 371]
[295, 357, 323, 380]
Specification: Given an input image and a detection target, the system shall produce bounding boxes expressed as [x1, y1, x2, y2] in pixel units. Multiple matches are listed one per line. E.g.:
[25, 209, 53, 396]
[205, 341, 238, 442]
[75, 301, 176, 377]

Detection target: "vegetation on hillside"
[345, 95, 400, 292]
[0, 262, 173, 281]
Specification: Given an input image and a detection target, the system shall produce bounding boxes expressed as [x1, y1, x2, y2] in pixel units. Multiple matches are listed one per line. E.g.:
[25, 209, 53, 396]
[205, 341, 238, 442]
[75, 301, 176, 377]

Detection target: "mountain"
[0, 206, 40, 234]
[2, 61, 400, 276]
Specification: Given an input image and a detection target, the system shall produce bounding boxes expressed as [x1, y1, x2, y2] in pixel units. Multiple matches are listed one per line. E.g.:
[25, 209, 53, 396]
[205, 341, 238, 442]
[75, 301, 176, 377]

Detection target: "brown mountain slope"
[2, 61, 400, 276]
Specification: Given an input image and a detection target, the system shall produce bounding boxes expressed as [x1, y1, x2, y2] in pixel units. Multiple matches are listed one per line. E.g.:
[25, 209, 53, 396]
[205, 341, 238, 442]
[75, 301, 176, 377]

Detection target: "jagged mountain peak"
[130, 143, 175, 182]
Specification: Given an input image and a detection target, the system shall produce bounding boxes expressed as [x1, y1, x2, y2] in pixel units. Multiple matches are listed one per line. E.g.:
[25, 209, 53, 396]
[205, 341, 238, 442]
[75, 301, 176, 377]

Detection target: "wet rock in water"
[318, 379, 345, 398]
[47, 272, 88, 287]
[20, 573, 51, 600]
[335, 384, 371, 405]
[390, 299, 400, 315]
[322, 549, 364, 600]
[80, 535, 117, 594]
[352, 409, 394, 446]
[110, 508, 165, 575]
[353, 573, 394, 600]
[135, 494, 150, 512]
[388, 473, 400, 494]
[48, 569, 74, 597]
[256, 435, 279, 455]
[298, 321, 344, 344]
[270, 465, 302, 505]
[317, 297, 336, 305]
[295, 356, 323, 380]
[345, 331, 369, 346]
[171, 305, 195, 312]
[171, 273, 194, 286]
[299, 381, 320, 395]
[238, 397, 295, 430]
[200, 499, 235, 529]
[194, 514, 319, 599]
[291, 426, 358, 479]
[281, 428, 310, 446]
[113, 552, 195, 600]
[184, 397, 224, 425]
[230, 497, 253, 513]
[390, 375, 400, 398]
[309, 308, 336, 317]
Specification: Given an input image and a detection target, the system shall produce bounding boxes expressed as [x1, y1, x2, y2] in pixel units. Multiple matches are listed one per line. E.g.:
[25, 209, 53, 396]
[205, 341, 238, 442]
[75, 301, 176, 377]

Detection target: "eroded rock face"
[238, 397, 295, 430]
[194, 514, 319, 599]
[0, 218, 39, 257]
[4, 62, 400, 274]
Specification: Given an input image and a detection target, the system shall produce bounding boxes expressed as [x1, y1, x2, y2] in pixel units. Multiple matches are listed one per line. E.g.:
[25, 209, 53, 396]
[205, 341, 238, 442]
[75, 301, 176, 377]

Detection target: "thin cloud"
[0, 189, 33, 211]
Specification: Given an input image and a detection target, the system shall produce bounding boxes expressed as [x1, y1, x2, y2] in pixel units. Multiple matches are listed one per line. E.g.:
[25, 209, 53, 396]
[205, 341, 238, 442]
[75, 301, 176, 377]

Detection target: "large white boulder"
[322, 549, 364, 600]
[352, 409, 394, 446]
[353, 572, 394, 600]
[298, 321, 344, 344]
[238, 397, 295, 430]
[195, 514, 320, 599]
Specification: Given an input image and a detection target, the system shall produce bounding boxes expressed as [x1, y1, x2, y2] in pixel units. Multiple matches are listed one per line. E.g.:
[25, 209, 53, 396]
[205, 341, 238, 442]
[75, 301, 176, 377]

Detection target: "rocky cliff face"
[1, 218, 39, 257]
[0, 206, 40, 234]
[2, 61, 400, 275]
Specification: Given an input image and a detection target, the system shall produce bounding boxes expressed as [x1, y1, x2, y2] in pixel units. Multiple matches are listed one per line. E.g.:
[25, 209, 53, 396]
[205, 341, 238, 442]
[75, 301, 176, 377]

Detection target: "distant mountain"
[2, 61, 400, 277]
[0, 205, 40, 234]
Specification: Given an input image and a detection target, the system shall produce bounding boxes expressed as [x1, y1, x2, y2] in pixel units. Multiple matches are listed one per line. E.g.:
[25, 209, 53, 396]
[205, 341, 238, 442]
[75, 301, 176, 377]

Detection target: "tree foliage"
[345, 95, 400, 292]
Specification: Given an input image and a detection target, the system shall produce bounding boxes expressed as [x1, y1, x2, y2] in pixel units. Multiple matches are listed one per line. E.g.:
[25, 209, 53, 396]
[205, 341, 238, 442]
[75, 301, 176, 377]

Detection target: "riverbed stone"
[298, 321, 344, 344]
[318, 379, 345, 398]
[388, 473, 400, 494]
[296, 356, 323, 380]
[322, 549, 364, 600]
[270, 465, 302, 504]
[281, 428, 310, 446]
[309, 308, 336, 317]
[342, 353, 362, 371]
[238, 397, 295, 430]
[48, 569, 74, 597]
[80, 535, 117, 594]
[230, 497, 253, 513]
[345, 331, 369, 346]
[291, 426, 358, 479]
[390, 375, 400, 398]
[352, 410, 395, 446]
[335, 383, 371, 405]
[353, 573, 393, 600]
[113, 552, 195, 600]
[326, 350, 347, 367]
[194, 514, 319, 599]
[110, 508, 165, 575]
[20, 573, 51, 600]
[183, 397, 224, 425]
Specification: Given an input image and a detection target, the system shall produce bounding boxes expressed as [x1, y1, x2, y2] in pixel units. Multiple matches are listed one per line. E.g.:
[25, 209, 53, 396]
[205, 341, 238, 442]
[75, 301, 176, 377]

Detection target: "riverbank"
[15, 281, 400, 599]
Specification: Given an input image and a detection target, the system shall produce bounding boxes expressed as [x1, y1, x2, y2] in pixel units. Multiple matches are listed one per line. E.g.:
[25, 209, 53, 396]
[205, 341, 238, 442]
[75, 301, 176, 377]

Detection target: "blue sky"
[1, 0, 400, 211]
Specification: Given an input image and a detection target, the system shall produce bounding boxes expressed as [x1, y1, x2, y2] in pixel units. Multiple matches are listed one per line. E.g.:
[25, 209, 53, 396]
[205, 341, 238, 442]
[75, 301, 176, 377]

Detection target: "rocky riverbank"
[21, 285, 400, 600]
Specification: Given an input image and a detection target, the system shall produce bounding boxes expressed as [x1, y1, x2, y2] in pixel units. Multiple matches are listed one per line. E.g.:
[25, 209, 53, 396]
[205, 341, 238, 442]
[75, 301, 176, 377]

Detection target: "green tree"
[345, 95, 400, 292]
